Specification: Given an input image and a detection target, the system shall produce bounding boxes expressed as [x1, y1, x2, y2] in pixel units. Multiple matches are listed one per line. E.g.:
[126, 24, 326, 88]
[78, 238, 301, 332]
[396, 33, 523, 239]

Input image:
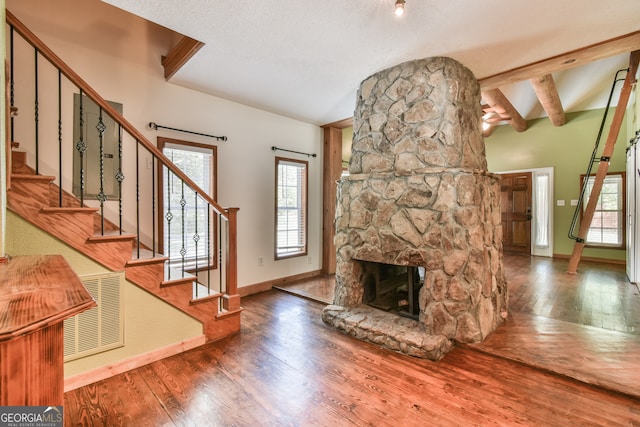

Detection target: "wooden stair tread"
[161, 276, 194, 288]
[87, 233, 137, 243]
[126, 249, 169, 267]
[190, 292, 223, 306]
[216, 307, 243, 319]
[41, 206, 100, 214]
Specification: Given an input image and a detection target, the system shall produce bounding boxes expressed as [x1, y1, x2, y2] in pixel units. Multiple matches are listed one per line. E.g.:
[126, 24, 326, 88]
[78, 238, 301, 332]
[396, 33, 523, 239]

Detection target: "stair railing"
[567, 67, 627, 242]
[6, 10, 240, 311]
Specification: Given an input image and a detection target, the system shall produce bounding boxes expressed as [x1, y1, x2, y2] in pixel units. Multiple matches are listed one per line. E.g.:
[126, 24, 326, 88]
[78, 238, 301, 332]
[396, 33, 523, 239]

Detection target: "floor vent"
[64, 272, 124, 361]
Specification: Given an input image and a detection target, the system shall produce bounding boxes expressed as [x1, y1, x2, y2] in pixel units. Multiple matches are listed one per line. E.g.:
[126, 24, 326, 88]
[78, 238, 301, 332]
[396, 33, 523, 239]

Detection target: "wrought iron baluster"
[165, 167, 173, 280]
[219, 213, 224, 296]
[96, 108, 107, 233]
[152, 155, 156, 256]
[57, 70, 62, 207]
[207, 205, 211, 295]
[9, 27, 14, 144]
[34, 50, 39, 174]
[116, 125, 124, 233]
[180, 181, 186, 277]
[136, 141, 140, 258]
[194, 193, 199, 298]
[76, 90, 86, 206]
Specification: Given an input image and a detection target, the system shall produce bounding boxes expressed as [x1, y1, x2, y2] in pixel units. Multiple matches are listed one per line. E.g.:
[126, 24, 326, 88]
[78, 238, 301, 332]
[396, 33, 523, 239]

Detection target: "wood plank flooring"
[505, 255, 639, 334]
[64, 255, 640, 426]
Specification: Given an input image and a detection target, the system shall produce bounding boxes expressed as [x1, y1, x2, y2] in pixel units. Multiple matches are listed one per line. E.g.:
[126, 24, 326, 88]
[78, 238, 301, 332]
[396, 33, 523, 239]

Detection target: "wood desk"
[0, 255, 96, 405]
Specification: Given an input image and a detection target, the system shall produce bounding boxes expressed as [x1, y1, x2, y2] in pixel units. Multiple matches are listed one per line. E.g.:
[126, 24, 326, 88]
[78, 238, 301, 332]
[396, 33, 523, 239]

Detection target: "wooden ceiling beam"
[481, 89, 527, 132]
[321, 117, 353, 129]
[530, 74, 566, 126]
[161, 36, 205, 80]
[479, 30, 640, 90]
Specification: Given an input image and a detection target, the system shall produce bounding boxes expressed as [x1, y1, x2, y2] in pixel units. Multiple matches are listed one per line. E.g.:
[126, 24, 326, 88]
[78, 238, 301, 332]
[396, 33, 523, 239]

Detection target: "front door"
[501, 172, 532, 254]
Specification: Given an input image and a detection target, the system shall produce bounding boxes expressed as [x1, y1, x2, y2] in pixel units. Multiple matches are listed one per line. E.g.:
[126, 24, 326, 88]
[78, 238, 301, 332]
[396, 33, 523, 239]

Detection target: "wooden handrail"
[6, 10, 230, 219]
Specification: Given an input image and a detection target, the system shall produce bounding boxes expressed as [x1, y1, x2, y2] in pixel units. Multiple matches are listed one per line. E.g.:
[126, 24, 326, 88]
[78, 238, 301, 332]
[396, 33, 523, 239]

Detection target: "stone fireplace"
[322, 57, 508, 360]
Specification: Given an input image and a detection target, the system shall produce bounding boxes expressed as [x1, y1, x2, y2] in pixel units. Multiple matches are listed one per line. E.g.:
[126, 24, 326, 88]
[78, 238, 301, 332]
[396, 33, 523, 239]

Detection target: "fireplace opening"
[361, 261, 424, 320]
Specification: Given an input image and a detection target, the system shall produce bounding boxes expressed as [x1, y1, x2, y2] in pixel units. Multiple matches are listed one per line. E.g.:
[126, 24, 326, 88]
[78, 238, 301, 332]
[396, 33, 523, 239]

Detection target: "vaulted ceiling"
[102, 0, 640, 131]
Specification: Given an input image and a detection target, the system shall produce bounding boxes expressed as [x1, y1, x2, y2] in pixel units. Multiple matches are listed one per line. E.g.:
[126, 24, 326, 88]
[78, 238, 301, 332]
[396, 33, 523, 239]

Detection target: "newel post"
[223, 207, 240, 311]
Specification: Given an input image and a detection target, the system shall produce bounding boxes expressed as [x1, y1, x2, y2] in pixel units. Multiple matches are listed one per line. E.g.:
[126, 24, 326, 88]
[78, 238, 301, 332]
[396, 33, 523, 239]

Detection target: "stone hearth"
[322, 57, 508, 360]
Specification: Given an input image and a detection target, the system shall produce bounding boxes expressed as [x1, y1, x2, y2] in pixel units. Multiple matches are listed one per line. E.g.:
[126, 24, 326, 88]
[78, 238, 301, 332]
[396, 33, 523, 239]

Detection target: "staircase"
[5, 10, 241, 344]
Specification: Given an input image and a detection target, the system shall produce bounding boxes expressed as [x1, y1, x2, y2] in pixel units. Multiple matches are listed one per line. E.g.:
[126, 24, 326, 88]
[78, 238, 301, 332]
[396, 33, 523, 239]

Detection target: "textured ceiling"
[102, 0, 640, 125]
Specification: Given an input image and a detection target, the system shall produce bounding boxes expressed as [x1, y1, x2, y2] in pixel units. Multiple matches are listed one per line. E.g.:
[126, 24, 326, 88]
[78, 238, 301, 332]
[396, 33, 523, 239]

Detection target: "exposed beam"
[479, 30, 640, 90]
[161, 36, 205, 80]
[481, 89, 527, 132]
[327, 31, 640, 133]
[322, 117, 353, 129]
[530, 74, 566, 126]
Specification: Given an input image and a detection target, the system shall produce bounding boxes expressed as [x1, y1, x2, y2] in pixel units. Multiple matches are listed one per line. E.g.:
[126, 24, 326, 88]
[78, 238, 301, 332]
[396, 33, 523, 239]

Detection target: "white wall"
[7, 0, 324, 289]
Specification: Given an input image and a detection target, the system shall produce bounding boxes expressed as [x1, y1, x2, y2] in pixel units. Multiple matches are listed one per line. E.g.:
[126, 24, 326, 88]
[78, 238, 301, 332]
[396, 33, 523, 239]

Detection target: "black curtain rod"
[149, 122, 227, 141]
[271, 146, 316, 158]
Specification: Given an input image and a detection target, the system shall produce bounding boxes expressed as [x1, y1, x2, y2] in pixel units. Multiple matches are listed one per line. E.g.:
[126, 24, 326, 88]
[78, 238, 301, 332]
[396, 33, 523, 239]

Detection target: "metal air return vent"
[64, 272, 124, 361]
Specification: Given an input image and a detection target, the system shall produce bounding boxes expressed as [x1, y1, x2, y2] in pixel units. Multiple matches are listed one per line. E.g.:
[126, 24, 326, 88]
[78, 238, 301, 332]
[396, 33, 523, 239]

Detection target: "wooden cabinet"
[0, 256, 96, 405]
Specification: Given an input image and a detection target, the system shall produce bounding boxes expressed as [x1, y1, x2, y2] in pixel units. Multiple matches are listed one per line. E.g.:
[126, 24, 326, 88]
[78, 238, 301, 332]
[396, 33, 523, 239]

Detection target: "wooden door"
[501, 172, 532, 254]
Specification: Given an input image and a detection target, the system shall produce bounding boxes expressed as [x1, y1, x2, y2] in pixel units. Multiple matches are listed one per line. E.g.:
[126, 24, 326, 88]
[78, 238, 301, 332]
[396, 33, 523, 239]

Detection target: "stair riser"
[204, 314, 240, 342]
[125, 264, 165, 290]
[40, 212, 95, 240]
[11, 151, 31, 174]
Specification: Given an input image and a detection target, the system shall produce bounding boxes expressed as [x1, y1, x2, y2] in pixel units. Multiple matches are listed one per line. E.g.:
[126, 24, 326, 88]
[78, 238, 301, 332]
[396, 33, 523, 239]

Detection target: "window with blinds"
[581, 172, 625, 248]
[275, 157, 308, 259]
[158, 138, 218, 268]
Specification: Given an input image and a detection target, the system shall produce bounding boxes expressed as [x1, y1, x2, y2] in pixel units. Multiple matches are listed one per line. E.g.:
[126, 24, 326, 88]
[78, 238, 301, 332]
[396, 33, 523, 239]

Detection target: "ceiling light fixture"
[394, 0, 406, 16]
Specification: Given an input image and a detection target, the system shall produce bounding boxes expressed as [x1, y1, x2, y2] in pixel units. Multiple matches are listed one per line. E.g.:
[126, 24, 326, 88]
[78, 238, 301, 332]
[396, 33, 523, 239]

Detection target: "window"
[534, 172, 550, 249]
[275, 157, 308, 259]
[157, 137, 218, 267]
[581, 172, 625, 248]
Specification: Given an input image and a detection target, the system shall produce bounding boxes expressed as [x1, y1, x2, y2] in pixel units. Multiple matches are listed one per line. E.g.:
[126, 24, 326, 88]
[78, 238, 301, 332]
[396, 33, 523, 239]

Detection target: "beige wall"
[6, 212, 203, 378]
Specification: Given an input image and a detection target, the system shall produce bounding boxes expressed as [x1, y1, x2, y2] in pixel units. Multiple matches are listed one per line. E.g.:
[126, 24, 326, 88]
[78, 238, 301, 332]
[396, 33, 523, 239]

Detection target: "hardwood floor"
[64, 255, 640, 426]
[274, 274, 335, 304]
[505, 255, 639, 334]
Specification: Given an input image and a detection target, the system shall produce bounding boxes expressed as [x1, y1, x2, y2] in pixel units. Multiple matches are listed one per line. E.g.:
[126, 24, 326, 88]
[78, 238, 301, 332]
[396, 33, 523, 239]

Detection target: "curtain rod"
[149, 122, 227, 141]
[271, 146, 317, 158]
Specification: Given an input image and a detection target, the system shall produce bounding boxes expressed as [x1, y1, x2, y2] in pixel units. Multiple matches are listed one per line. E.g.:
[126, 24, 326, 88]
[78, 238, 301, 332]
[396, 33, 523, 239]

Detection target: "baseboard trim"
[238, 269, 324, 297]
[64, 334, 206, 392]
[553, 253, 626, 265]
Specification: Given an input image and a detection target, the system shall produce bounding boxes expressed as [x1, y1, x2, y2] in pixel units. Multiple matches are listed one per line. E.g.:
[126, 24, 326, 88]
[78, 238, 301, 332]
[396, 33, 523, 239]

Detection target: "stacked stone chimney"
[322, 57, 508, 360]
